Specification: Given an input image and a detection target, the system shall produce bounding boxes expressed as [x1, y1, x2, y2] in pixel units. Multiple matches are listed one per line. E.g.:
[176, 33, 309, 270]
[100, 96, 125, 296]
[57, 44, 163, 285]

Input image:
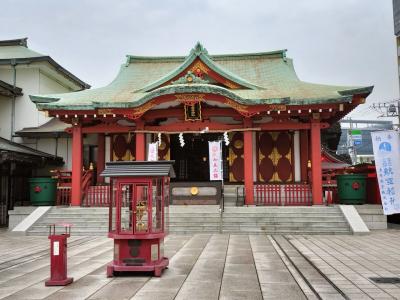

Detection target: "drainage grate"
[370, 277, 400, 284]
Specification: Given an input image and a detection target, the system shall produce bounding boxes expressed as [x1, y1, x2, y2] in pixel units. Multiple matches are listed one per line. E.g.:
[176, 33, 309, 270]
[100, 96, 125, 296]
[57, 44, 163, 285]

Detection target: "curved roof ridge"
[139, 42, 263, 91]
[126, 48, 287, 64]
[0, 38, 28, 47]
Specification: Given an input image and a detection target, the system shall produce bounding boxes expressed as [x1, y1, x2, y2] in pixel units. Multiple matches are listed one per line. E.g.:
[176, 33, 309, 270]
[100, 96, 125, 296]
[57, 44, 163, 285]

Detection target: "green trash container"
[336, 174, 367, 204]
[29, 178, 57, 206]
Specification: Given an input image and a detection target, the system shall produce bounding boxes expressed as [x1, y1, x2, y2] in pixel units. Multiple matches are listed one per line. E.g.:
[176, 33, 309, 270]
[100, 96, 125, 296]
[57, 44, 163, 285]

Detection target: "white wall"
[37, 71, 71, 126]
[0, 65, 70, 138]
[0, 64, 76, 168]
[0, 96, 12, 139]
[21, 136, 72, 170]
[14, 68, 41, 133]
[56, 138, 72, 169]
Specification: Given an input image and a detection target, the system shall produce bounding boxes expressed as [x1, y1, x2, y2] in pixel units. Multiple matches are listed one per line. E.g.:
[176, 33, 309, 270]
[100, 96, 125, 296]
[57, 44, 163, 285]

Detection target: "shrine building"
[30, 43, 373, 207]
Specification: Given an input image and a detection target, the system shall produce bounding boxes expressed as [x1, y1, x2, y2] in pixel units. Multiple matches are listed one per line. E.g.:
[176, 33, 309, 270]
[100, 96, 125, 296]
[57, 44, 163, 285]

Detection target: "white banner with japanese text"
[371, 130, 400, 215]
[147, 142, 158, 161]
[209, 141, 222, 181]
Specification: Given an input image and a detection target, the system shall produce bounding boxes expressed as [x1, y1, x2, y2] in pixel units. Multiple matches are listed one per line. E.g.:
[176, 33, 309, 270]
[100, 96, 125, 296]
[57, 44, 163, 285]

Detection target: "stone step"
[222, 211, 343, 216]
[223, 215, 345, 221]
[222, 223, 349, 230]
[26, 231, 108, 236]
[49, 208, 108, 212]
[24, 205, 352, 235]
[224, 206, 341, 211]
[46, 215, 106, 218]
[34, 221, 109, 227]
[168, 217, 346, 223]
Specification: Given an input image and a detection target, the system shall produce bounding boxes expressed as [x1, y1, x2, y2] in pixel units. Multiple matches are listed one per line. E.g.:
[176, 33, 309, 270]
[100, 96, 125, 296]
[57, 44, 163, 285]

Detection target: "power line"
[369, 100, 400, 125]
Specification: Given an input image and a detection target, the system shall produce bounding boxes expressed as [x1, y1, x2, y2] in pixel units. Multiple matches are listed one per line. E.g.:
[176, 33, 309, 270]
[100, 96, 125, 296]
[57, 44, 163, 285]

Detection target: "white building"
[0, 38, 89, 169]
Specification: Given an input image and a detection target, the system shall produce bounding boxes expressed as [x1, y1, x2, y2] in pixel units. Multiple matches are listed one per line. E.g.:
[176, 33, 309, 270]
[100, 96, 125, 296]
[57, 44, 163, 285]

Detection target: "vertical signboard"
[147, 142, 158, 161]
[209, 141, 222, 181]
[371, 130, 400, 215]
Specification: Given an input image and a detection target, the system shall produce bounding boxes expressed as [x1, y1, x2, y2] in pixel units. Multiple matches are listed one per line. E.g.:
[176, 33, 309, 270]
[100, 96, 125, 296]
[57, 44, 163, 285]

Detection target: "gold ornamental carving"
[223, 80, 240, 89]
[190, 61, 210, 75]
[266, 104, 287, 111]
[233, 139, 243, 149]
[175, 94, 205, 105]
[224, 98, 248, 113]
[128, 101, 156, 119]
[98, 108, 113, 115]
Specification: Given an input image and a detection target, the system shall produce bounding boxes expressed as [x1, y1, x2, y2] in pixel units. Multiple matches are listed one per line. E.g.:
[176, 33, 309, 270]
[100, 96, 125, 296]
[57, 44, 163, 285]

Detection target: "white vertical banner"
[371, 130, 400, 215]
[209, 141, 222, 181]
[147, 142, 158, 161]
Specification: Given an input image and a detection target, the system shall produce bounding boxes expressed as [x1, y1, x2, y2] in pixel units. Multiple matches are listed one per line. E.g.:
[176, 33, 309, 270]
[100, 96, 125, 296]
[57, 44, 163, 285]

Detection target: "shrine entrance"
[170, 133, 229, 182]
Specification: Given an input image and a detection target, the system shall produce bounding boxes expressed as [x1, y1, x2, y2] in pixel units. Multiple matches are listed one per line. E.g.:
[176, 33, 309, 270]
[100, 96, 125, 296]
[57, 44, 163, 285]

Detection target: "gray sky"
[1, 0, 398, 120]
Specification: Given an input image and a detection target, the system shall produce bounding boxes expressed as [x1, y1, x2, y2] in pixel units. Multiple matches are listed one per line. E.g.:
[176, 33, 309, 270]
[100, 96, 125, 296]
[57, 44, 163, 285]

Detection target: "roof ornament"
[190, 42, 208, 56]
[171, 71, 209, 85]
[282, 49, 288, 62]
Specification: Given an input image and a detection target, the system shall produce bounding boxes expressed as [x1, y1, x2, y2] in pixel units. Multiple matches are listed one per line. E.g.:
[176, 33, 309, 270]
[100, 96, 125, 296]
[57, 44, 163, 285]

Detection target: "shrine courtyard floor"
[1, 230, 400, 300]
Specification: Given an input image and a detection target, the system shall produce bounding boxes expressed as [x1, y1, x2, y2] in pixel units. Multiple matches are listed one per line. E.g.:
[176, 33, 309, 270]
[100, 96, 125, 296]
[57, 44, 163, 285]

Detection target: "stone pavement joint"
[1, 230, 400, 299]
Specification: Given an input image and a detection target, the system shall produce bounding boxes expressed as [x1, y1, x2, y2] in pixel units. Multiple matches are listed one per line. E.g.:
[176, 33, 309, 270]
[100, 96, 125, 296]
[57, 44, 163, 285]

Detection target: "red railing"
[284, 184, 312, 206]
[53, 169, 94, 206]
[255, 184, 281, 206]
[83, 185, 111, 207]
[56, 187, 71, 206]
[82, 169, 94, 201]
[254, 184, 312, 206]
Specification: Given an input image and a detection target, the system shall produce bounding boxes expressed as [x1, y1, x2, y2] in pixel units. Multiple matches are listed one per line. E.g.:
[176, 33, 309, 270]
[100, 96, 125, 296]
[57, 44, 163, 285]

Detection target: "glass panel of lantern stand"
[135, 184, 149, 233]
[110, 180, 117, 232]
[151, 178, 162, 232]
[120, 183, 133, 233]
[164, 178, 169, 233]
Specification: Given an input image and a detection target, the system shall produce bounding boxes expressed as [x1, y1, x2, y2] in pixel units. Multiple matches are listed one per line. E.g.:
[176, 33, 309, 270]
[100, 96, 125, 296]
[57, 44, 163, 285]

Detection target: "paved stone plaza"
[1, 230, 400, 299]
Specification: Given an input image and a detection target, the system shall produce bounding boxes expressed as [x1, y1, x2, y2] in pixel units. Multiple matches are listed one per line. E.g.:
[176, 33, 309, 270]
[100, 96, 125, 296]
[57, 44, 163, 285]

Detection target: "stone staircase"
[355, 205, 387, 230]
[222, 206, 351, 234]
[25, 205, 352, 236]
[168, 205, 221, 234]
[27, 207, 109, 236]
[223, 185, 244, 207]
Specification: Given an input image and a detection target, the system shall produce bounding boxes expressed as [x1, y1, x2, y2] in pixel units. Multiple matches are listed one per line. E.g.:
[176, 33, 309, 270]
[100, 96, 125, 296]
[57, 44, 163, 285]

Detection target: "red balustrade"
[255, 184, 281, 206]
[56, 187, 71, 206]
[254, 184, 312, 206]
[283, 184, 312, 206]
[83, 185, 110, 207]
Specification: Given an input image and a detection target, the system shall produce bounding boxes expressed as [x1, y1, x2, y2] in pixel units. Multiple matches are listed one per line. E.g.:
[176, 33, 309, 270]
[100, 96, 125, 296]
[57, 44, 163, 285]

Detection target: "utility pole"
[347, 118, 358, 164]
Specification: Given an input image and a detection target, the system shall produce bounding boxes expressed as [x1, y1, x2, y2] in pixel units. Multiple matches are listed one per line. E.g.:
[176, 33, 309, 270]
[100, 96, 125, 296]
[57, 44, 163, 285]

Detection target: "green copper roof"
[140, 42, 262, 91]
[31, 42, 373, 110]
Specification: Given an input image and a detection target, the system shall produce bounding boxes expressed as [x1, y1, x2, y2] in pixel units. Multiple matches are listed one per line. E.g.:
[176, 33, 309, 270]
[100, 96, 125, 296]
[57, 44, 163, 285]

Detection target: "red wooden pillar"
[243, 118, 254, 205]
[71, 125, 83, 206]
[310, 121, 323, 205]
[135, 120, 145, 161]
[299, 130, 309, 183]
[97, 133, 105, 183]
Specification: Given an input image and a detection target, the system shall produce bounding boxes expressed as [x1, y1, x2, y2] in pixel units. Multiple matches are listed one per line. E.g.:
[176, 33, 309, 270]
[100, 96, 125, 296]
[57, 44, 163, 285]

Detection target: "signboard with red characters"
[209, 141, 222, 181]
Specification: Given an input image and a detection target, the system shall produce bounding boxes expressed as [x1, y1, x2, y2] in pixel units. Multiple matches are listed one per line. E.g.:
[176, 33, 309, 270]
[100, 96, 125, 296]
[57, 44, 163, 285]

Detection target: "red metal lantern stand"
[45, 223, 73, 286]
[101, 161, 174, 278]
